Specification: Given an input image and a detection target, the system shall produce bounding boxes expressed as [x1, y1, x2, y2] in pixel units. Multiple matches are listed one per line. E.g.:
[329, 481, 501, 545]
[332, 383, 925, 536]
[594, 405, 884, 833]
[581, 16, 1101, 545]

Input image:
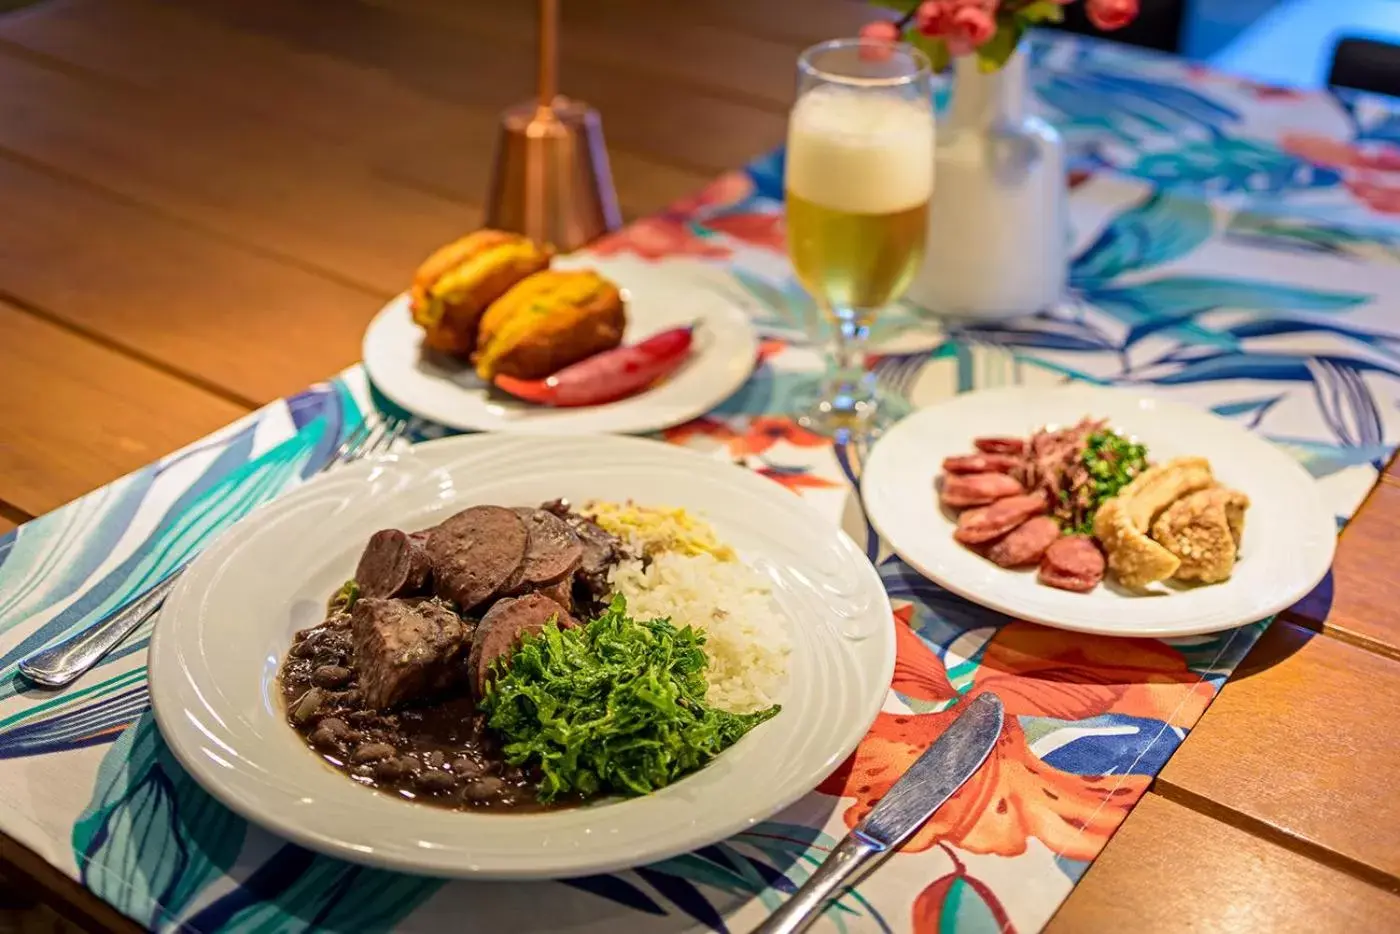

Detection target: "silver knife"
[750, 692, 1004, 934]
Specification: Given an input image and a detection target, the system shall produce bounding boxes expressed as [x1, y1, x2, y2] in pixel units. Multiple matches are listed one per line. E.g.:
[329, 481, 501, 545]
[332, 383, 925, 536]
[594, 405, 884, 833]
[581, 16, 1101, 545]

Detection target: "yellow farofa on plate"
[586, 502, 789, 713]
[583, 501, 737, 561]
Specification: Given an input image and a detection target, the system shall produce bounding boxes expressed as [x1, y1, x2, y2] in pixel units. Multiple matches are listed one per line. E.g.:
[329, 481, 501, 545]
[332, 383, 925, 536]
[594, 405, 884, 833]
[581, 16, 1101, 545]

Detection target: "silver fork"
[17, 413, 414, 690]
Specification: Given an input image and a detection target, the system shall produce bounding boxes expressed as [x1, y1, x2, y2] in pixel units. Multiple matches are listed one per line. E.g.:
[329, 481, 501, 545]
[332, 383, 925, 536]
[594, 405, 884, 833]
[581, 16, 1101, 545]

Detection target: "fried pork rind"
[1092, 457, 1215, 589]
[474, 270, 626, 380]
[1151, 487, 1250, 584]
[409, 230, 553, 357]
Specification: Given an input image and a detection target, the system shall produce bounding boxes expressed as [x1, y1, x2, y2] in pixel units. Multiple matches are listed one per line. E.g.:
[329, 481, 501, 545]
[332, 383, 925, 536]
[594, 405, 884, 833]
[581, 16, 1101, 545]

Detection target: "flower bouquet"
[861, 0, 1140, 72]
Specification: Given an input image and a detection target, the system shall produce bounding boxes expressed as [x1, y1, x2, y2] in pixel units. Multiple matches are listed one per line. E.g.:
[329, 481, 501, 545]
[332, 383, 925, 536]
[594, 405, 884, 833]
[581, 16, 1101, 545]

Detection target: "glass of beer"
[785, 37, 933, 438]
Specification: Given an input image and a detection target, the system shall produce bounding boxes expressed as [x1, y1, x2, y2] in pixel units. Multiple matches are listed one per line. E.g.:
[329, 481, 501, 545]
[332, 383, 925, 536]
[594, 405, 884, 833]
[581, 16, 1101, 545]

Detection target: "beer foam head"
[786, 85, 934, 215]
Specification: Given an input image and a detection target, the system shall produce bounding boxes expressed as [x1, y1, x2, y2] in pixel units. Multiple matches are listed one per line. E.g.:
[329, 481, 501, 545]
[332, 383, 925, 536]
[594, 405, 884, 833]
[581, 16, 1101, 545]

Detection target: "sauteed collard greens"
[480, 595, 781, 802]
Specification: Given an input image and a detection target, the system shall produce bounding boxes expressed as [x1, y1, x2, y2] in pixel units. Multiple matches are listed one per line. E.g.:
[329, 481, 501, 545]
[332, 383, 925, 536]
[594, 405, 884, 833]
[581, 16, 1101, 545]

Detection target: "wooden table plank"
[0, 302, 248, 516]
[1157, 620, 1400, 883]
[1285, 481, 1400, 654]
[0, 45, 476, 296]
[642, 0, 881, 48]
[162, 0, 787, 176]
[0, 156, 382, 405]
[0, 0, 710, 220]
[0, 517, 16, 538]
[364, 0, 799, 110]
[1048, 794, 1400, 933]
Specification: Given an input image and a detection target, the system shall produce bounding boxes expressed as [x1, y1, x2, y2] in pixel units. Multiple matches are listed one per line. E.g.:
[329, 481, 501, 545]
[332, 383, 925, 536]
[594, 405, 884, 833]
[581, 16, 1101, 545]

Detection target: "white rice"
[608, 551, 791, 714]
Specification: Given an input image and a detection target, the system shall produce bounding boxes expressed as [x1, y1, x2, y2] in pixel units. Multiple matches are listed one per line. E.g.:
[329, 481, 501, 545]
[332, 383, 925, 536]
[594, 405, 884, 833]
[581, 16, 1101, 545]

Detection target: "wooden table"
[2, 1, 1399, 931]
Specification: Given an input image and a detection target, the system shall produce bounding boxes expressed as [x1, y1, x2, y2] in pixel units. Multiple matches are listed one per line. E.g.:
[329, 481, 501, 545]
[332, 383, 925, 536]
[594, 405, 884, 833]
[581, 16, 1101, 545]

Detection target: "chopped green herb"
[328, 579, 359, 613]
[1071, 430, 1150, 534]
[480, 595, 780, 802]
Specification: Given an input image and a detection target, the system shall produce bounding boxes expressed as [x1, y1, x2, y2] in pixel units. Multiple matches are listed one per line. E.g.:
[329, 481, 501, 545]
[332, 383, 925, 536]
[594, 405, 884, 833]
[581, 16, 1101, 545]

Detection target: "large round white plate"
[149, 434, 893, 879]
[362, 256, 759, 434]
[862, 385, 1336, 638]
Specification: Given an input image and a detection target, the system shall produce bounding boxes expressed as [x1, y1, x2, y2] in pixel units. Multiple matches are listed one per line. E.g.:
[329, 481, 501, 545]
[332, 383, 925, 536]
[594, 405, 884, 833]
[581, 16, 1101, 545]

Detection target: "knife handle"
[748, 833, 886, 934]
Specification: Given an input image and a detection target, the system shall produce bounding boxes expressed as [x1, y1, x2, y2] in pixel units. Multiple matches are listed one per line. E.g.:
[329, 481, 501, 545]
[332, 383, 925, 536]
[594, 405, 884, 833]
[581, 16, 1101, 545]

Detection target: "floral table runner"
[3, 32, 1400, 934]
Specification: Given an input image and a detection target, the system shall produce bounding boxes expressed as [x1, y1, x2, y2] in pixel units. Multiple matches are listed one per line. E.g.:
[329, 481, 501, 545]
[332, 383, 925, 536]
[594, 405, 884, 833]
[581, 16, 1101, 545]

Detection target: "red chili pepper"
[493, 325, 695, 408]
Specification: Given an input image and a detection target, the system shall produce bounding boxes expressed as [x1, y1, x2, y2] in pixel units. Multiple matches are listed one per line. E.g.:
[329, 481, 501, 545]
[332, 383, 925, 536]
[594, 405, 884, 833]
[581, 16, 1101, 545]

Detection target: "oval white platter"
[861, 384, 1336, 638]
[362, 256, 759, 435]
[149, 434, 893, 879]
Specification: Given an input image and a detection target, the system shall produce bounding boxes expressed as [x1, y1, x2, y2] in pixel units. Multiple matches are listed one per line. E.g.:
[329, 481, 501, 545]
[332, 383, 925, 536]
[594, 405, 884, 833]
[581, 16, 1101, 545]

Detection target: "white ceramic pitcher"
[906, 48, 1069, 320]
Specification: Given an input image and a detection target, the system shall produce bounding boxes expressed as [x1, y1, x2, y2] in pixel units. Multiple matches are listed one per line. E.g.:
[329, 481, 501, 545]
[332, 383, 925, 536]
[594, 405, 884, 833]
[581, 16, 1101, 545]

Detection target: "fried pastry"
[409, 230, 553, 356]
[1151, 487, 1250, 584]
[1092, 457, 1215, 589]
[474, 270, 626, 381]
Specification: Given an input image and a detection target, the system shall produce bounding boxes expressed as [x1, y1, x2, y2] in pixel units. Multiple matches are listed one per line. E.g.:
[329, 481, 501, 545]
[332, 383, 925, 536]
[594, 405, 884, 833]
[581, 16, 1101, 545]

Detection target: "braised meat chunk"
[351, 597, 473, 709]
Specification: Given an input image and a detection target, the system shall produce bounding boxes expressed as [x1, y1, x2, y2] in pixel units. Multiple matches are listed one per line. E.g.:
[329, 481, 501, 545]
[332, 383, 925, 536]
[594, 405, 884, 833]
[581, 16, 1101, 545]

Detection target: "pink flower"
[915, 0, 951, 36]
[944, 6, 997, 55]
[1086, 0, 1139, 31]
[859, 20, 901, 43]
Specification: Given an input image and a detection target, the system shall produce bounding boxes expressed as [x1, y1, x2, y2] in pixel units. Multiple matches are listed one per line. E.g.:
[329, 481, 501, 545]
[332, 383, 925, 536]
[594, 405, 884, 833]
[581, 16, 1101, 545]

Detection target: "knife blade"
[750, 692, 1004, 934]
[858, 691, 1004, 849]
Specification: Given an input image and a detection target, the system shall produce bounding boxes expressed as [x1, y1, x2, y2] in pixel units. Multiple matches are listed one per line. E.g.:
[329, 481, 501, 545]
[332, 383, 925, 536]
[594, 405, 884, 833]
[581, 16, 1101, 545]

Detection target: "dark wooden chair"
[1328, 36, 1400, 97]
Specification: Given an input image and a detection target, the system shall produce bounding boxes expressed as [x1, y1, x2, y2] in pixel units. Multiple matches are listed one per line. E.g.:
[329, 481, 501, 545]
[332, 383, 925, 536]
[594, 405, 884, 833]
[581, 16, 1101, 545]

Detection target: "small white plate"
[861, 385, 1336, 638]
[149, 434, 893, 879]
[362, 256, 759, 434]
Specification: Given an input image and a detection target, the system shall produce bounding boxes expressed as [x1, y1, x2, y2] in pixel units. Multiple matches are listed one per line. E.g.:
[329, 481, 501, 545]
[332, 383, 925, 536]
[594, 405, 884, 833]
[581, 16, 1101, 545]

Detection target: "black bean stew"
[277, 500, 627, 811]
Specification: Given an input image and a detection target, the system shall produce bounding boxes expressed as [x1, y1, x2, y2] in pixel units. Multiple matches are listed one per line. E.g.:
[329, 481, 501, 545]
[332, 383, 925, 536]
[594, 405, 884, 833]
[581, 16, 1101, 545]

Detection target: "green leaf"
[906, 31, 951, 73]
[867, 0, 920, 12]
[977, 21, 1024, 73]
[1017, 1, 1065, 24]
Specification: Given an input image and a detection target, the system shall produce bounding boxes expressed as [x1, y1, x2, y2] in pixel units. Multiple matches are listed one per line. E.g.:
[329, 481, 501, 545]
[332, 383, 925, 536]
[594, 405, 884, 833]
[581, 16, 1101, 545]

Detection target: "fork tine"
[322, 417, 375, 474]
[369, 417, 410, 456]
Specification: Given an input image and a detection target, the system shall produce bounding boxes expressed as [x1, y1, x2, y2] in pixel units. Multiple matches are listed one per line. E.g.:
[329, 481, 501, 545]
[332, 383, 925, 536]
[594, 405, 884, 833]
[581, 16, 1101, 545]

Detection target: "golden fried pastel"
[474, 270, 626, 381]
[409, 230, 553, 357]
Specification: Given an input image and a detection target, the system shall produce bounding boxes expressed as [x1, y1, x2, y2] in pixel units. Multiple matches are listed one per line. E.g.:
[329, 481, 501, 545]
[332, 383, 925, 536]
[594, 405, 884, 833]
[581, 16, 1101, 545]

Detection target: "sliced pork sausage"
[469, 593, 577, 696]
[954, 492, 1049, 545]
[942, 453, 1022, 475]
[508, 508, 584, 592]
[351, 597, 472, 709]
[985, 516, 1061, 568]
[1038, 535, 1105, 592]
[355, 529, 433, 599]
[939, 472, 1025, 509]
[425, 506, 529, 611]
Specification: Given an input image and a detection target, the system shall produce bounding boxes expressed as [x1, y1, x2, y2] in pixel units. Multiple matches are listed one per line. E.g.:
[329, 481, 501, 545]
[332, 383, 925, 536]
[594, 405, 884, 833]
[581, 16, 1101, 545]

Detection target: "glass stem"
[828, 306, 873, 410]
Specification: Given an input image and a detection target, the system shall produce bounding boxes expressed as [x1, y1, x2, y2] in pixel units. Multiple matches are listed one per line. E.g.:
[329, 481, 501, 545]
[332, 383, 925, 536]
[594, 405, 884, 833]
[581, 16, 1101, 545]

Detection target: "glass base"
[792, 375, 911, 443]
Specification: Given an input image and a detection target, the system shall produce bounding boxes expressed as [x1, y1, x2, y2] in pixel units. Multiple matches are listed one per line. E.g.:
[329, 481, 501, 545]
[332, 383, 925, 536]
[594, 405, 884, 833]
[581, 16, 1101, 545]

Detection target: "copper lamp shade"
[484, 0, 621, 251]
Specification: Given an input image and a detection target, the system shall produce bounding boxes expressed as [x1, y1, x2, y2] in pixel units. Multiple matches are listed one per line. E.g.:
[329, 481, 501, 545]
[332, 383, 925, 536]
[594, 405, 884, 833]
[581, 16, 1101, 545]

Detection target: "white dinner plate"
[362, 256, 759, 434]
[149, 434, 893, 879]
[861, 385, 1336, 638]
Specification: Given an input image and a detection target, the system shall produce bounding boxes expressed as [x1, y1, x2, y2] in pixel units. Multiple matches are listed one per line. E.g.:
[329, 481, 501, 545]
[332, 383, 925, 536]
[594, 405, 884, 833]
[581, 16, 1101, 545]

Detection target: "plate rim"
[861, 384, 1338, 638]
[149, 433, 896, 878]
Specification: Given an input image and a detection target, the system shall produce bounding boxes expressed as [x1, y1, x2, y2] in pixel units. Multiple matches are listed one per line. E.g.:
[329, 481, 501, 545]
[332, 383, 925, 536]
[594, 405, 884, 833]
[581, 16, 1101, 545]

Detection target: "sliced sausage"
[469, 593, 577, 696]
[954, 492, 1049, 545]
[425, 506, 529, 611]
[351, 597, 472, 709]
[939, 472, 1025, 509]
[1038, 535, 1105, 593]
[986, 516, 1061, 568]
[974, 437, 1025, 455]
[942, 453, 1022, 475]
[509, 508, 584, 591]
[355, 529, 433, 599]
